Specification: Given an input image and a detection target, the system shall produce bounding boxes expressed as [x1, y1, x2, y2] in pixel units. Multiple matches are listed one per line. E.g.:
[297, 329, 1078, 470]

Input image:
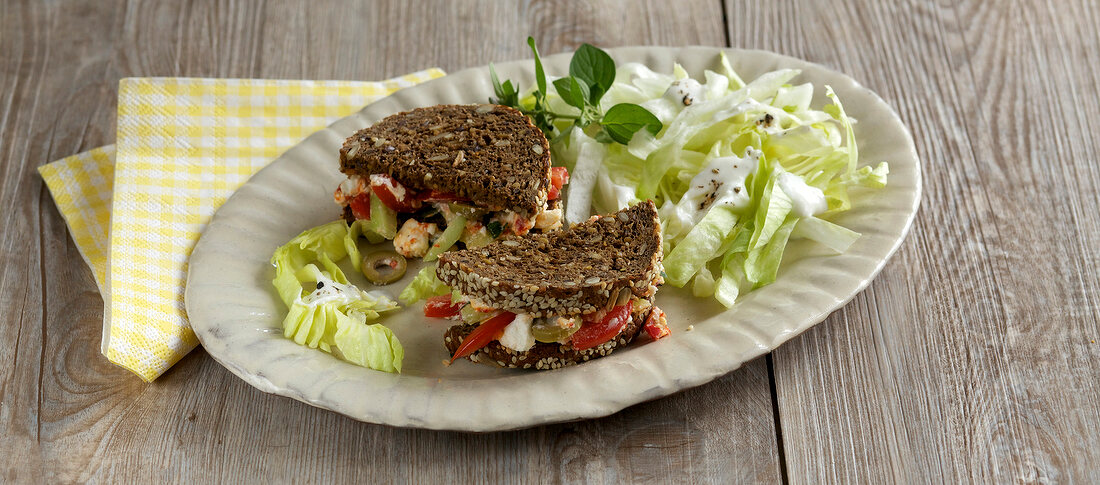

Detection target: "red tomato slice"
[421, 190, 470, 203]
[370, 174, 421, 212]
[570, 301, 633, 351]
[450, 311, 516, 363]
[423, 295, 462, 318]
[643, 307, 670, 340]
[348, 193, 372, 220]
[548, 166, 569, 200]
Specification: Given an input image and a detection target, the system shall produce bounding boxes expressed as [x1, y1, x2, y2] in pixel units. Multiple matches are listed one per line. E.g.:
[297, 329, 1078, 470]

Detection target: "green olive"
[361, 251, 407, 285]
[462, 228, 494, 249]
[531, 316, 581, 343]
[448, 202, 485, 219]
[460, 305, 496, 324]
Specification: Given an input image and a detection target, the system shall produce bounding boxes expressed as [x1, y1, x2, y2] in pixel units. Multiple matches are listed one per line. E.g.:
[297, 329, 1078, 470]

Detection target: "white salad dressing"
[302, 274, 360, 307]
[498, 313, 535, 352]
[709, 98, 764, 125]
[672, 147, 762, 226]
[776, 171, 827, 217]
[663, 78, 705, 106]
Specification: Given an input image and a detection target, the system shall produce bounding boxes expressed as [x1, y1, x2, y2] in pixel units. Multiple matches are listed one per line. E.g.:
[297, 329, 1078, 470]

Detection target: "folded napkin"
[39, 69, 445, 382]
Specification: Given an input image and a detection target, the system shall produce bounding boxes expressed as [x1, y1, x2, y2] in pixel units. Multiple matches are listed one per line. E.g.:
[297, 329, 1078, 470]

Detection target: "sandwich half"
[335, 104, 569, 259]
[433, 201, 668, 370]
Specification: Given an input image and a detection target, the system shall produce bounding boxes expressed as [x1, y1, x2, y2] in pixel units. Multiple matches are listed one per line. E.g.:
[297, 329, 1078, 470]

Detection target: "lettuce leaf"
[271, 221, 404, 373]
[691, 266, 716, 298]
[334, 314, 404, 373]
[846, 161, 889, 188]
[399, 263, 450, 305]
[539, 55, 890, 308]
[664, 205, 739, 287]
[562, 127, 608, 224]
[824, 85, 857, 176]
[272, 221, 350, 306]
[744, 217, 798, 287]
[749, 170, 793, 251]
[714, 253, 746, 308]
[792, 216, 861, 253]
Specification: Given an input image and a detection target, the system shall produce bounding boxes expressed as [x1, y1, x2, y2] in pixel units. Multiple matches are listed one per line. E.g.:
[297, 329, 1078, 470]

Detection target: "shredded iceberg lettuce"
[271, 221, 404, 373]
[548, 52, 889, 307]
[398, 263, 450, 305]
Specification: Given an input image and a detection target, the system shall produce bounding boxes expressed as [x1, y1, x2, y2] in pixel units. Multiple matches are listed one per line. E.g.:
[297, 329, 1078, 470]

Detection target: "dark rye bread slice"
[339, 104, 551, 215]
[436, 201, 663, 317]
[444, 303, 653, 370]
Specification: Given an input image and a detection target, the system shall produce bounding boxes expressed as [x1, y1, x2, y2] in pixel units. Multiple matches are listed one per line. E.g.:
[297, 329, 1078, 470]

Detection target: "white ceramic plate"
[186, 46, 920, 431]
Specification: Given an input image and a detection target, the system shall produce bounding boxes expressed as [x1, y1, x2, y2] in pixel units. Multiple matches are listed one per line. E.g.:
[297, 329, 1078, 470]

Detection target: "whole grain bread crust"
[444, 304, 652, 370]
[339, 104, 551, 215]
[436, 201, 664, 317]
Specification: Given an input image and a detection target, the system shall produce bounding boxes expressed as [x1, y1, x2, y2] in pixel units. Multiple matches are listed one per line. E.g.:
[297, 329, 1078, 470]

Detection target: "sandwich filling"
[334, 168, 568, 258]
[429, 290, 666, 370]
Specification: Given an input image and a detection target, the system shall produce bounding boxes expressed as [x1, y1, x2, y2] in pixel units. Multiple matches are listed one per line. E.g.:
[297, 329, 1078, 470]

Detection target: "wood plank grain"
[726, 0, 1100, 482]
[0, 2, 143, 483]
[3, 0, 784, 483]
[0, 1, 112, 483]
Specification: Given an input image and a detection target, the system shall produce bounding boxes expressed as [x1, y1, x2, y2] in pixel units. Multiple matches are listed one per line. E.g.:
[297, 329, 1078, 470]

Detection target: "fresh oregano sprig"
[489, 37, 662, 145]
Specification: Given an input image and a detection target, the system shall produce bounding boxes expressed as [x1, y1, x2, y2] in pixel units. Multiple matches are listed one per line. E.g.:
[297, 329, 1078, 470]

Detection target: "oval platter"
[186, 46, 921, 431]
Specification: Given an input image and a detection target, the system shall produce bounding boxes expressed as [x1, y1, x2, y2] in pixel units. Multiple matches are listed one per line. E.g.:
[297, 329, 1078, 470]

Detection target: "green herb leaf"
[527, 37, 547, 99]
[600, 103, 663, 144]
[489, 63, 504, 97]
[487, 40, 647, 146]
[553, 76, 590, 110]
[529, 100, 555, 137]
[489, 63, 519, 107]
[569, 44, 616, 104]
[486, 221, 503, 238]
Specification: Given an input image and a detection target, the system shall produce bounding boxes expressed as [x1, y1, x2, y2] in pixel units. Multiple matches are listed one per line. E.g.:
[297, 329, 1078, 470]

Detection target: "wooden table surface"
[4, 0, 1099, 482]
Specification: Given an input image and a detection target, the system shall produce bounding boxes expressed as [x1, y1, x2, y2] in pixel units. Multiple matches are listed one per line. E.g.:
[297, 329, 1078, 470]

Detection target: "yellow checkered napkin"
[38, 69, 445, 382]
[39, 145, 117, 289]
